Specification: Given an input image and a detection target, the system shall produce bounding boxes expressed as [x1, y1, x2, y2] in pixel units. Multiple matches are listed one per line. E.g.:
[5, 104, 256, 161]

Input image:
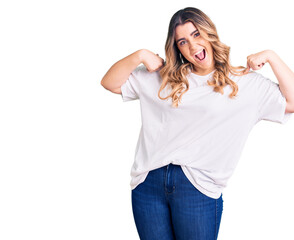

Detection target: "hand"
[243, 50, 272, 74]
[139, 49, 165, 72]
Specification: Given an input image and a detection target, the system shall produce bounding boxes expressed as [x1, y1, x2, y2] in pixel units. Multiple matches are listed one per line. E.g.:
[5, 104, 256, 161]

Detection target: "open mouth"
[195, 49, 206, 61]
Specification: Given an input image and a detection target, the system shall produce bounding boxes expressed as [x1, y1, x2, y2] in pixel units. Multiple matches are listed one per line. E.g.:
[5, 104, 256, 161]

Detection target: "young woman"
[101, 7, 294, 240]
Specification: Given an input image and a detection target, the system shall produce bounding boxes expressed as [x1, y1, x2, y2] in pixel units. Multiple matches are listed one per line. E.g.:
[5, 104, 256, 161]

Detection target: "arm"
[267, 50, 294, 112]
[101, 49, 164, 94]
[245, 49, 294, 113]
[100, 50, 142, 93]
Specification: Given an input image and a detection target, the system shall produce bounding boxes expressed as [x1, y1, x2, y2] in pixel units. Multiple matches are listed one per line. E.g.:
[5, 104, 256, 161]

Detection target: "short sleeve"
[255, 73, 292, 124]
[121, 65, 144, 102]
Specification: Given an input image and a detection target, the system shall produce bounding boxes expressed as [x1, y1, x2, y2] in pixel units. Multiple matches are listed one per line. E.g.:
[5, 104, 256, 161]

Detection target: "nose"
[188, 40, 200, 52]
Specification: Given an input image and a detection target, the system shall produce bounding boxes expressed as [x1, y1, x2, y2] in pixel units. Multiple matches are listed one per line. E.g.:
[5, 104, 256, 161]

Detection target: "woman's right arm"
[100, 49, 164, 94]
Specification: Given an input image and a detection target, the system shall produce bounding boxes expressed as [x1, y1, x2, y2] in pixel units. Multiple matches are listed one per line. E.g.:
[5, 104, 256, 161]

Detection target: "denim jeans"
[131, 163, 223, 240]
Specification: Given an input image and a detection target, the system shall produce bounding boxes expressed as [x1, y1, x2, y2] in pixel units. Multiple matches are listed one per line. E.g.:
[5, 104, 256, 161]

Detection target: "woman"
[101, 7, 294, 240]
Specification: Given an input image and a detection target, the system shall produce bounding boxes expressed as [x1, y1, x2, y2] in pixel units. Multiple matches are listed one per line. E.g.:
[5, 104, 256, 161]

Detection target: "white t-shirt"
[120, 65, 292, 199]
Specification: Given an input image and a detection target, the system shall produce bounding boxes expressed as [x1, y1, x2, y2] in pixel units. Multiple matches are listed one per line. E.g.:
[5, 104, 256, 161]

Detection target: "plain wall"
[1, 0, 293, 239]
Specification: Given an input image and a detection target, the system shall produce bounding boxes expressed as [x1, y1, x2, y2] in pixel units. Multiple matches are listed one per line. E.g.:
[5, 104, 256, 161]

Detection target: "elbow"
[100, 75, 107, 86]
[100, 79, 106, 88]
[100, 75, 124, 92]
[101, 81, 111, 91]
[100, 77, 118, 92]
[285, 100, 294, 113]
[100, 77, 109, 90]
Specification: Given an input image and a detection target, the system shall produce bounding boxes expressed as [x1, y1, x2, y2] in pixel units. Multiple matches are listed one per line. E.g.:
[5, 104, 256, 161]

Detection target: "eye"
[194, 32, 200, 37]
[179, 40, 186, 46]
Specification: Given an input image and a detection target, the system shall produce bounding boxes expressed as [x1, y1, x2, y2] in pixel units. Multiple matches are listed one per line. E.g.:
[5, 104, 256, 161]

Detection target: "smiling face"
[175, 21, 215, 76]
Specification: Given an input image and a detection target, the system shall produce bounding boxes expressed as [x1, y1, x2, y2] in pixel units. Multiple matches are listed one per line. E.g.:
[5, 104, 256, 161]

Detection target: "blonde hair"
[158, 7, 250, 107]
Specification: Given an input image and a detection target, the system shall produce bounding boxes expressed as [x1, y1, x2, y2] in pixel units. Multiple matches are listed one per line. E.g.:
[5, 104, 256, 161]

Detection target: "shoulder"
[238, 71, 281, 96]
[229, 70, 257, 80]
[131, 65, 162, 81]
[241, 71, 273, 82]
[245, 71, 277, 87]
[231, 71, 265, 85]
[133, 64, 158, 75]
[133, 64, 147, 74]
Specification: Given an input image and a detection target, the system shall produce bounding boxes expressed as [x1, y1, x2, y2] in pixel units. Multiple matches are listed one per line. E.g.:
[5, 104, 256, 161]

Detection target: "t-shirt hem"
[130, 171, 149, 190]
[181, 166, 222, 199]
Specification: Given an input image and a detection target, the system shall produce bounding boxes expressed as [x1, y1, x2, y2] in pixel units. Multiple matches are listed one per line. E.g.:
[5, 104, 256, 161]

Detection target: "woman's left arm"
[245, 49, 294, 113]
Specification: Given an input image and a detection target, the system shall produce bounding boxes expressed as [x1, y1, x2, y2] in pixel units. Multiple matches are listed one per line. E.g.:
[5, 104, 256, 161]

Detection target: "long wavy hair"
[158, 7, 250, 107]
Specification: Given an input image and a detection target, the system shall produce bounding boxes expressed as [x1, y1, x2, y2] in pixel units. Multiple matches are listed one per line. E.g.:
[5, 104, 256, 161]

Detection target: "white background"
[0, 0, 293, 239]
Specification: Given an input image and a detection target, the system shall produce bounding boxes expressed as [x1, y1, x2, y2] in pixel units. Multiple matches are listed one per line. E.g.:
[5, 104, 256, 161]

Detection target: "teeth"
[195, 49, 204, 55]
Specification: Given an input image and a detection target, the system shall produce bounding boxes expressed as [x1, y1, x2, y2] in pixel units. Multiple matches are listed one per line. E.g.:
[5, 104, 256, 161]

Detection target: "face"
[175, 21, 215, 76]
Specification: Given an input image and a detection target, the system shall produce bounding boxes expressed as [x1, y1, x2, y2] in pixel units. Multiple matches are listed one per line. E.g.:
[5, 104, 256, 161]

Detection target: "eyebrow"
[176, 30, 199, 44]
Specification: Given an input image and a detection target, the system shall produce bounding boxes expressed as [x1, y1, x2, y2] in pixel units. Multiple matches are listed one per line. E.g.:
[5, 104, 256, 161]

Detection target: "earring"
[179, 53, 184, 64]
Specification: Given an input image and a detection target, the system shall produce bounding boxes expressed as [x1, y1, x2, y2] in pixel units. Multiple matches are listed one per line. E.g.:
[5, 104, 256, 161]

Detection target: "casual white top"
[120, 65, 292, 199]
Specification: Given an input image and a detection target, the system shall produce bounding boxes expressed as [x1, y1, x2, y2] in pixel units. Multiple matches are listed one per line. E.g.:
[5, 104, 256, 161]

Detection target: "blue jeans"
[131, 163, 223, 240]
